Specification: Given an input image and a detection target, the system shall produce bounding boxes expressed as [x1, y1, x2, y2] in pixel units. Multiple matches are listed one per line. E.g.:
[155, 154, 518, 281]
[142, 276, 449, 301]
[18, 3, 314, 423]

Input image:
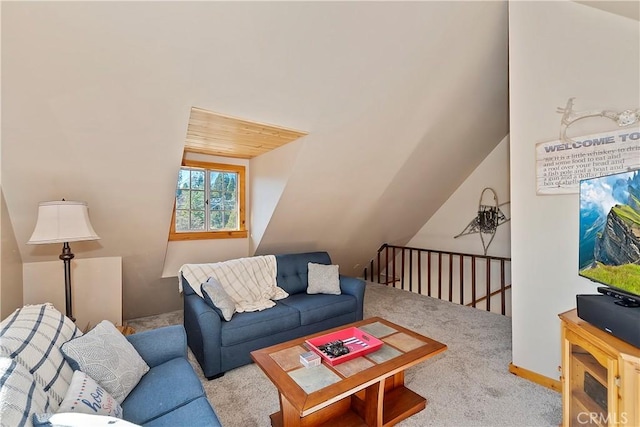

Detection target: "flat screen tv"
[579, 169, 640, 305]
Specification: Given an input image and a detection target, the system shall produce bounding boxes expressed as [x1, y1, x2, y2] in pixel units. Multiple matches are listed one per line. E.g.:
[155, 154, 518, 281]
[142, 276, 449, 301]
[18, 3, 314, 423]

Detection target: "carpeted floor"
[127, 282, 562, 426]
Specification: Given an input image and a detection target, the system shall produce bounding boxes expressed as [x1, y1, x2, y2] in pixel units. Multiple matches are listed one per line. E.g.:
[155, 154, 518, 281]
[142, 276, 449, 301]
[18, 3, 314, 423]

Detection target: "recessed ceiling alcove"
[185, 107, 308, 159]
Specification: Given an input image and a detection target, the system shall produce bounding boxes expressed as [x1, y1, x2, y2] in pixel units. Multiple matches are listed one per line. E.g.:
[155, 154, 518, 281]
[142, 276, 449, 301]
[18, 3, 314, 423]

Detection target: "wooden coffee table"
[250, 317, 447, 427]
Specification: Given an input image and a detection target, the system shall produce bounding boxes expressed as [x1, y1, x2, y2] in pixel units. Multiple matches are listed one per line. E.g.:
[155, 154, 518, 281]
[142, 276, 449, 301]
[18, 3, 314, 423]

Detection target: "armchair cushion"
[126, 325, 186, 368]
[142, 397, 220, 427]
[120, 358, 205, 426]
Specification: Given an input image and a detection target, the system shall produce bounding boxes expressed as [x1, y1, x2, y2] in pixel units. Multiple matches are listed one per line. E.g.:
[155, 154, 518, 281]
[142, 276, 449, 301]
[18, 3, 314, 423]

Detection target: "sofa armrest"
[339, 275, 366, 321]
[126, 325, 187, 368]
[183, 284, 224, 379]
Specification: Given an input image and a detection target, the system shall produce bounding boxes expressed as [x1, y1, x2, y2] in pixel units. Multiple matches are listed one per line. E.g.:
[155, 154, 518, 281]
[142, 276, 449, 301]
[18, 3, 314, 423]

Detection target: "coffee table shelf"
[270, 407, 366, 427]
[270, 384, 425, 427]
[379, 386, 427, 426]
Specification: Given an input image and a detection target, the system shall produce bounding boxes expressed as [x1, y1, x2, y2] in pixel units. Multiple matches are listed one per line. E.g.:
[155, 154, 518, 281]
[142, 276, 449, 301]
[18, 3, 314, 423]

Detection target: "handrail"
[364, 243, 512, 316]
[468, 286, 511, 307]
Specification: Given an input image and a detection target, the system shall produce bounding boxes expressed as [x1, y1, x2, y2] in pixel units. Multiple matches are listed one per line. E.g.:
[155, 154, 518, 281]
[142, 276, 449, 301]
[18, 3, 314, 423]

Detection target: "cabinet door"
[619, 353, 640, 426]
[563, 327, 619, 426]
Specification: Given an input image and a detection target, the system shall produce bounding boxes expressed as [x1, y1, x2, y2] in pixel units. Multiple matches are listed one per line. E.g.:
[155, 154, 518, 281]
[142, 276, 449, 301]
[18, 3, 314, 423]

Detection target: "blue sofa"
[0, 303, 221, 427]
[183, 251, 366, 379]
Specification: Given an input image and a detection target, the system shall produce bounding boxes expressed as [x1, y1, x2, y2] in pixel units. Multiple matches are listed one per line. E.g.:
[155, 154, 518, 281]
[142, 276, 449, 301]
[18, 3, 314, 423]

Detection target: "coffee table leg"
[386, 371, 404, 390]
[280, 393, 302, 427]
[363, 378, 385, 426]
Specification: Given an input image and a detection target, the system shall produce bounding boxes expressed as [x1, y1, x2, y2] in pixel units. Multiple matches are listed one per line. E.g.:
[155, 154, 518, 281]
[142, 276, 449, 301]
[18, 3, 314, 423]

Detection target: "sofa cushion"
[275, 252, 332, 295]
[0, 303, 81, 410]
[0, 357, 50, 427]
[220, 302, 299, 346]
[307, 263, 341, 295]
[57, 370, 123, 418]
[120, 358, 205, 426]
[280, 293, 357, 326]
[201, 277, 236, 321]
[60, 320, 150, 404]
[141, 397, 221, 427]
[125, 325, 187, 369]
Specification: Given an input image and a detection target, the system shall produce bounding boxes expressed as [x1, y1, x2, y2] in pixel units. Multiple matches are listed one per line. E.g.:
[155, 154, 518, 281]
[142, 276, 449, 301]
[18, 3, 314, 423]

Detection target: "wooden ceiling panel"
[185, 107, 307, 159]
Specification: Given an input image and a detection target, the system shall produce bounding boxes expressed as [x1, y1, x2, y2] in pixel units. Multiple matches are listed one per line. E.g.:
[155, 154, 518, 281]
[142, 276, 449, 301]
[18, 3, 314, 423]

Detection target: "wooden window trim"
[168, 160, 247, 241]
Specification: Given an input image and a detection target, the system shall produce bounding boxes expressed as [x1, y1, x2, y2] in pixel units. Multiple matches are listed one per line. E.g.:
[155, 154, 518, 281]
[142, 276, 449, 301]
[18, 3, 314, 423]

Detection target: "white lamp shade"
[28, 201, 100, 244]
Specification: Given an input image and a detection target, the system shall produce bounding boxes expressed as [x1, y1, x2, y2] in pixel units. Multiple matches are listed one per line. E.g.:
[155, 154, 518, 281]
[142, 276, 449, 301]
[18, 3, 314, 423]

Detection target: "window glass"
[170, 161, 246, 240]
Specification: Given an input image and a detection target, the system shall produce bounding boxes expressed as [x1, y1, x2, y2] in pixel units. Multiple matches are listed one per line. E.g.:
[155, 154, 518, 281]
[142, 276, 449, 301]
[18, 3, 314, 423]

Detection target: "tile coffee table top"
[266, 320, 430, 394]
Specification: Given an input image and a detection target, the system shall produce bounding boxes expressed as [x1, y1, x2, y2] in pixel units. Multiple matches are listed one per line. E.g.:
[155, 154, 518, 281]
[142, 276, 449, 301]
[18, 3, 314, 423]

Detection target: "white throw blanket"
[178, 255, 288, 313]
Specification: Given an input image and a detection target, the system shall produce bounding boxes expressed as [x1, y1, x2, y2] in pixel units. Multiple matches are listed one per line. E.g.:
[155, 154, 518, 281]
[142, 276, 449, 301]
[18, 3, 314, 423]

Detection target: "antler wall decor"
[557, 97, 640, 144]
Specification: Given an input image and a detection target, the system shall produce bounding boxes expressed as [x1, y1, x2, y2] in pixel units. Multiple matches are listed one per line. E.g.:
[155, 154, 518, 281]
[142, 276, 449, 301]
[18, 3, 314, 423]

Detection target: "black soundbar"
[577, 294, 640, 348]
[597, 286, 640, 307]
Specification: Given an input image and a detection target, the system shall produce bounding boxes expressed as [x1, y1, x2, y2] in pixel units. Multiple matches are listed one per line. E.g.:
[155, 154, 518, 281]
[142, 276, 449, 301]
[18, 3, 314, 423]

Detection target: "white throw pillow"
[57, 370, 123, 418]
[60, 320, 149, 403]
[307, 263, 341, 295]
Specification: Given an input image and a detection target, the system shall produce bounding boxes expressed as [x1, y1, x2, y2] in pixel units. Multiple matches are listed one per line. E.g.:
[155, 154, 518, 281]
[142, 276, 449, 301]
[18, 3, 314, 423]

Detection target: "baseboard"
[508, 362, 561, 393]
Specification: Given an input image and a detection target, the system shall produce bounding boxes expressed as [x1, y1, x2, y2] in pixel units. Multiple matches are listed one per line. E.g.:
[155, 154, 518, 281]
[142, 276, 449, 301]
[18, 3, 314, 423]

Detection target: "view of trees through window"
[175, 167, 239, 232]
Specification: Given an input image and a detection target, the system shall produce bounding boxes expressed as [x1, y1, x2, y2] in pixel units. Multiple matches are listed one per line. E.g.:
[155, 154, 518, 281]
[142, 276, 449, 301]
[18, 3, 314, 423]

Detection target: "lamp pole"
[60, 242, 76, 322]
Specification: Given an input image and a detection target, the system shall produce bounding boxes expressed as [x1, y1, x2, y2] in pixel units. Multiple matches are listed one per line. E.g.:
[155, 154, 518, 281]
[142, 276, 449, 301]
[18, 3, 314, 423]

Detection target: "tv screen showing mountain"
[579, 169, 640, 297]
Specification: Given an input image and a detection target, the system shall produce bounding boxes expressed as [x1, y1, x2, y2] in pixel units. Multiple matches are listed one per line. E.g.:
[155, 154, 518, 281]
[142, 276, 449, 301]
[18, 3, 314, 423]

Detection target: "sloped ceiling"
[1, 1, 509, 318]
[574, 1, 640, 21]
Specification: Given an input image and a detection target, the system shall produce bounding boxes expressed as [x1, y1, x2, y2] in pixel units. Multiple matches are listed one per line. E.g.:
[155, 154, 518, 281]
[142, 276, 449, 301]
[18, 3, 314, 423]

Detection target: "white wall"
[255, 2, 509, 274]
[509, 1, 639, 379]
[408, 136, 510, 258]
[249, 138, 305, 253]
[23, 257, 122, 330]
[1, 190, 23, 319]
[0, 0, 24, 319]
[399, 136, 511, 315]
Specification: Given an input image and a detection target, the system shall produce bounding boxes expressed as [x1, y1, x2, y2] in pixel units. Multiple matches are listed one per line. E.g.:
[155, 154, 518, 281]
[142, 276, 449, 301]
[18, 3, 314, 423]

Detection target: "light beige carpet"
[127, 282, 561, 426]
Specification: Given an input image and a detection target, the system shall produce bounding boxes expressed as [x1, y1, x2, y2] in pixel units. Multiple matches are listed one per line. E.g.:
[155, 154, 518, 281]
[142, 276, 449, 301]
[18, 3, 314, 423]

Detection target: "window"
[169, 160, 247, 240]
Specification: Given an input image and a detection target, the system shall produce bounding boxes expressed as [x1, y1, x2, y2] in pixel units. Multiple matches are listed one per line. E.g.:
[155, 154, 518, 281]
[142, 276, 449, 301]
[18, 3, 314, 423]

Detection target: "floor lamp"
[28, 200, 100, 322]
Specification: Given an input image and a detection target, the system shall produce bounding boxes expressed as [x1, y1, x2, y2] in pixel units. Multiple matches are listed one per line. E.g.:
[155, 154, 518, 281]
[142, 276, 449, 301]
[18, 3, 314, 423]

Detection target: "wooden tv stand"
[559, 309, 640, 427]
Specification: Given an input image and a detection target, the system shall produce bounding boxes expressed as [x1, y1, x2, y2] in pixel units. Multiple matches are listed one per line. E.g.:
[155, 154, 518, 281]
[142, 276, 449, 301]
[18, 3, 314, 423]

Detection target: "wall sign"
[536, 127, 640, 195]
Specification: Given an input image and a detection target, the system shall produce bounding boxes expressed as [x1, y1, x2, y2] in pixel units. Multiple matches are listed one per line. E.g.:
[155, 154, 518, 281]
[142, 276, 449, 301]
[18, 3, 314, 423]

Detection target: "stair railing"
[364, 244, 512, 316]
